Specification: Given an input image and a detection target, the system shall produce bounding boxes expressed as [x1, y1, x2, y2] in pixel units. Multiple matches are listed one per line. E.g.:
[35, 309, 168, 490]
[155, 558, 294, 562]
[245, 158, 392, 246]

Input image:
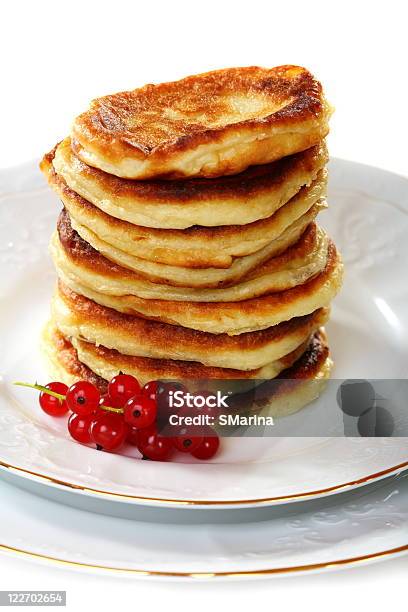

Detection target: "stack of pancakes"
[40, 65, 343, 415]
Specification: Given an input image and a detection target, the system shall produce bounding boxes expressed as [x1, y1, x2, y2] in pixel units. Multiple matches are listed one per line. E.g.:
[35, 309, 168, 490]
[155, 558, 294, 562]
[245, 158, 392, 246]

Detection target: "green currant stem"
[14, 381, 66, 400]
[13, 382, 124, 414]
[97, 405, 124, 414]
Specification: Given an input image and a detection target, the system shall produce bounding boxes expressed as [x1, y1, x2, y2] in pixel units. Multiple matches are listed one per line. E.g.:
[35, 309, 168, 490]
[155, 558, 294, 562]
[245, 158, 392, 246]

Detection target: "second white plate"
[0, 472, 407, 579]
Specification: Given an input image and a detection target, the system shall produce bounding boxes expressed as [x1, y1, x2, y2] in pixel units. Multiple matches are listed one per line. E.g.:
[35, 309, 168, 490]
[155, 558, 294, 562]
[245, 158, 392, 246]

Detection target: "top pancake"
[72, 66, 331, 179]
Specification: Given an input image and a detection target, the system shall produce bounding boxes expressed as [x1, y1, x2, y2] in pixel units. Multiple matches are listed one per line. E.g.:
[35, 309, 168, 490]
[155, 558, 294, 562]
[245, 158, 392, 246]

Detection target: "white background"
[0, 0, 407, 609]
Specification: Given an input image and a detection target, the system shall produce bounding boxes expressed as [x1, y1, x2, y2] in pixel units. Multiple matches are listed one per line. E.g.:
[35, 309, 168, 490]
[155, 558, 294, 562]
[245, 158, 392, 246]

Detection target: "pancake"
[44, 318, 309, 383]
[72, 333, 309, 382]
[52, 214, 330, 300]
[71, 66, 331, 180]
[42, 148, 327, 269]
[42, 322, 332, 419]
[57, 241, 343, 335]
[69, 204, 324, 285]
[51, 137, 328, 229]
[53, 282, 329, 370]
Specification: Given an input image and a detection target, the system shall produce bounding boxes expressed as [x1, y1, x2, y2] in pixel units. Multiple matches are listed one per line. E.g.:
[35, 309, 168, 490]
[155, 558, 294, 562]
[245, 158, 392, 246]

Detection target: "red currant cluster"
[19, 375, 219, 461]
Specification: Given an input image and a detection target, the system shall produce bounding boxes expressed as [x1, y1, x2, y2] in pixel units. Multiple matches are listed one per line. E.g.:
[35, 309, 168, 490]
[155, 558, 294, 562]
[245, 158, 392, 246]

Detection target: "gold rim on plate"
[0, 458, 407, 506]
[0, 542, 407, 578]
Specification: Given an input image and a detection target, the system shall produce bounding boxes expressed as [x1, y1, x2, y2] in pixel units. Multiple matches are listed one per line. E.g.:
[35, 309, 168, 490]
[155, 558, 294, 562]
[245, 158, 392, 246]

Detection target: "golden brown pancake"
[70, 207, 324, 288]
[51, 138, 328, 228]
[69, 207, 324, 285]
[53, 281, 329, 370]
[52, 212, 330, 299]
[42, 322, 332, 419]
[56, 240, 343, 335]
[41, 148, 327, 268]
[44, 316, 319, 383]
[71, 66, 331, 179]
[45, 317, 310, 383]
[71, 333, 309, 382]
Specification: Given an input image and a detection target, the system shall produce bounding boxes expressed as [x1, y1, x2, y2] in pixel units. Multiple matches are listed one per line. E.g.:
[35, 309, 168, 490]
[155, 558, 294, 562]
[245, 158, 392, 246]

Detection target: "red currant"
[108, 374, 140, 407]
[135, 425, 173, 461]
[90, 413, 127, 451]
[126, 427, 139, 446]
[124, 395, 157, 429]
[66, 381, 100, 416]
[98, 393, 113, 410]
[99, 393, 112, 408]
[68, 413, 93, 444]
[39, 382, 68, 417]
[191, 432, 220, 460]
[142, 380, 159, 403]
[172, 428, 203, 453]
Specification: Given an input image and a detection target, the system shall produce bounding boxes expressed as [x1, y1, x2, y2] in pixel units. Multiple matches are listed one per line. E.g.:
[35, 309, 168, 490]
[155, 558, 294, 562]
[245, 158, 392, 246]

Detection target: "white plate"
[0, 471, 407, 579]
[0, 158, 407, 509]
